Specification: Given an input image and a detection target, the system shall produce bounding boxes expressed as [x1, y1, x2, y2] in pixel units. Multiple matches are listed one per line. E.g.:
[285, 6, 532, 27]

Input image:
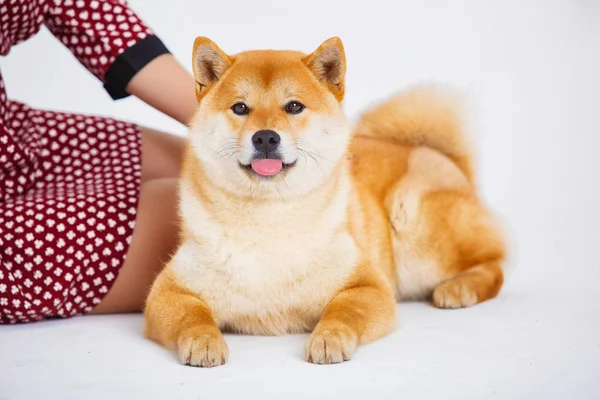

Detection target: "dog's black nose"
[252, 130, 280, 155]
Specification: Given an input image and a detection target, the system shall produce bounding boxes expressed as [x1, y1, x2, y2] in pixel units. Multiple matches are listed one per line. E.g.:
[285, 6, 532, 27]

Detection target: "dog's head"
[188, 37, 351, 200]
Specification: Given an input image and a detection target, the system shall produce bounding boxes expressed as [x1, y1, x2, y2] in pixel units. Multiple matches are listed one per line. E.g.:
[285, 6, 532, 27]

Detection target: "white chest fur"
[171, 180, 359, 335]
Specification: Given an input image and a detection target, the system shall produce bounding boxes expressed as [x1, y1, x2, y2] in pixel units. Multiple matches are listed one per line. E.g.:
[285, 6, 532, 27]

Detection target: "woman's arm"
[126, 53, 198, 127]
[43, 0, 197, 127]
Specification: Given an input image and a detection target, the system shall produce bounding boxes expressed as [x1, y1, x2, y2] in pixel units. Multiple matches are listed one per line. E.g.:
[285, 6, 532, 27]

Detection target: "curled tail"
[353, 83, 477, 182]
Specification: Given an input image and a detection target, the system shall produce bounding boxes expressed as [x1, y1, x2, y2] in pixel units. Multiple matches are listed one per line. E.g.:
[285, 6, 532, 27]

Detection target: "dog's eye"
[285, 101, 305, 115]
[231, 102, 250, 116]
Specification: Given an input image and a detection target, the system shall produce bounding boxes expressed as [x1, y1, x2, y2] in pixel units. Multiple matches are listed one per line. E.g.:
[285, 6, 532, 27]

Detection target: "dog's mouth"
[239, 157, 296, 178]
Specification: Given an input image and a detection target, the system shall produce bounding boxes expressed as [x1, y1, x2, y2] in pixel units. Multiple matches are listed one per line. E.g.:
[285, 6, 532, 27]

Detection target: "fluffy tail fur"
[353, 83, 476, 182]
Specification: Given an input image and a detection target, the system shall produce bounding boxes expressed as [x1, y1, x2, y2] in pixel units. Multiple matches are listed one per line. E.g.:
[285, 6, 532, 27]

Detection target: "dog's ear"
[192, 37, 232, 99]
[303, 37, 346, 101]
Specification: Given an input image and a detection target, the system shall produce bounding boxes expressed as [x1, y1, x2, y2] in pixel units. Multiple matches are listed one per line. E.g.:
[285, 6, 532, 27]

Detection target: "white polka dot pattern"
[0, 100, 142, 323]
[1, 1, 154, 81]
[44, 0, 154, 81]
[1, 0, 148, 323]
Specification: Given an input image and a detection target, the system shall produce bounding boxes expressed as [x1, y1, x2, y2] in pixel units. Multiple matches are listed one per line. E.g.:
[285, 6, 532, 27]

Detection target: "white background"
[1, 0, 599, 399]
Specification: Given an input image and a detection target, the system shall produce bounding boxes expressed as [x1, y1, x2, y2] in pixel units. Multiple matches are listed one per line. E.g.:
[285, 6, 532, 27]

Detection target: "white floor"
[1, 275, 599, 399]
[1, 1, 599, 399]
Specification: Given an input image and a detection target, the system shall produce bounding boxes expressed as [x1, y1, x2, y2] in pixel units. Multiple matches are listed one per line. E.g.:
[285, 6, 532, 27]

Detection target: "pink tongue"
[251, 159, 283, 176]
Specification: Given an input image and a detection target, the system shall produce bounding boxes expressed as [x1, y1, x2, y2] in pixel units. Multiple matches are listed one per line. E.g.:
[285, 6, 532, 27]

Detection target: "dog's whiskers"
[212, 141, 240, 161]
[295, 140, 334, 164]
[274, 182, 284, 202]
[201, 128, 216, 144]
[297, 147, 325, 176]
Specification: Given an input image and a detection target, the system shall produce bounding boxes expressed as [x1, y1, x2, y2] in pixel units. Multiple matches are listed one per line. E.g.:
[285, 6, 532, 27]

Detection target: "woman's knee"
[140, 126, 187, 181]
[136, 178, 182, 243]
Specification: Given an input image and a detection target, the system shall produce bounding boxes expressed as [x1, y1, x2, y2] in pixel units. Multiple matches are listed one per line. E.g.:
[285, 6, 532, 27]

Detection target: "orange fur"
[350, 84, 505, 304]
[143, 37, 507, 367]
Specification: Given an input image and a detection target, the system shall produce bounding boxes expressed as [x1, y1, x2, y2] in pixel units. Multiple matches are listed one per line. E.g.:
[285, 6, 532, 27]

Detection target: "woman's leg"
[139, 126, 187, 181]
[90, 178, 180, 314]
[90, 127, 186, 314]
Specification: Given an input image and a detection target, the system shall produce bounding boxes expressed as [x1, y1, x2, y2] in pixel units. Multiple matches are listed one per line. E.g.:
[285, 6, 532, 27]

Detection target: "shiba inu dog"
[143, 36, 507, 367]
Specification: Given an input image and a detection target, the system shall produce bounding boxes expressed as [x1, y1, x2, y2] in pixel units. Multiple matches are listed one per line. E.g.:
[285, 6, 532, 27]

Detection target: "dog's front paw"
[305, 323, 358, 364]
[177, 326, 229, 368]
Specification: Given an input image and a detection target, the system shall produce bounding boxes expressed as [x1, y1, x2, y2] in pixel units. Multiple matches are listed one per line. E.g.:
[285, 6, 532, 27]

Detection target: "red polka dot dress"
[0, 0, 171, 323]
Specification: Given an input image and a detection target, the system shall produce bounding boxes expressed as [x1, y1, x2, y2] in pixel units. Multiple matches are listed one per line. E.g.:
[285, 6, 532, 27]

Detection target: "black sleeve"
[103, 35, 171, 100]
